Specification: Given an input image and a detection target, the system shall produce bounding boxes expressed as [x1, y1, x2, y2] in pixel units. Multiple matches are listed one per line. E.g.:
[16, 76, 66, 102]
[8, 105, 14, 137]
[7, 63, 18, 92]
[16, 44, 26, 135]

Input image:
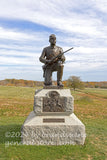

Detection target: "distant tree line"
[83, 81, 107, 89]
[0, 79, 43, 87]
[65, 77, 107, 89]
[0, 78, 107, 89]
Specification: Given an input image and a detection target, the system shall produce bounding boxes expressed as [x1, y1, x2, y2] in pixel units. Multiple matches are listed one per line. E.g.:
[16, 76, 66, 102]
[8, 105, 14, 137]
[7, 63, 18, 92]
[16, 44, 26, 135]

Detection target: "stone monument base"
[21, 111, 86, 145]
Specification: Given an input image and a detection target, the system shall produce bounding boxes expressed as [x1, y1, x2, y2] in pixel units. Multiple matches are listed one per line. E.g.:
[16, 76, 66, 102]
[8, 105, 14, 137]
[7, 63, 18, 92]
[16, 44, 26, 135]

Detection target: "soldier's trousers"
[44, 62, 64, 85]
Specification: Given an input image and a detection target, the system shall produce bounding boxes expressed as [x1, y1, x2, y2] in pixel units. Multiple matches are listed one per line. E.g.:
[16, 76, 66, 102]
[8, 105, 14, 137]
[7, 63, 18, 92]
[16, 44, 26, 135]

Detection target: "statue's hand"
[46, 60, 52, 64]
[58, 56, 64, 62]
[58, 56, 61, 59]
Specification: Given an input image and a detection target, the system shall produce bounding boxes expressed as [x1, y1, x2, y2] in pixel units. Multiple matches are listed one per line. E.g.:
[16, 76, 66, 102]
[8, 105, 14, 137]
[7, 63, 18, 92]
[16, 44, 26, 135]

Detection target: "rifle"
[43, 47, 74, 77]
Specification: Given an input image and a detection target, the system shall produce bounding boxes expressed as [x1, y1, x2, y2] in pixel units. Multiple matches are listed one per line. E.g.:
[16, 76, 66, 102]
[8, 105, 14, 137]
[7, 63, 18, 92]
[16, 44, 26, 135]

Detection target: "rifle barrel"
[63, 47, 74, 54]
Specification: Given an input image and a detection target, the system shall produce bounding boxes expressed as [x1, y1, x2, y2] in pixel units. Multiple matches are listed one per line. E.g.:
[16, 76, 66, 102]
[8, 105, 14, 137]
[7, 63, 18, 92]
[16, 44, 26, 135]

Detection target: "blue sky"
[0, 0, 107, 81]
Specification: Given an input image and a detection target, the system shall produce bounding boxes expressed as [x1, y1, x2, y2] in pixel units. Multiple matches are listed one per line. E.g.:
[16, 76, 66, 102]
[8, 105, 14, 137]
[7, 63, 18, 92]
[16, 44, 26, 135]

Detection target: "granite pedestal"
[21, 88, 86, 145]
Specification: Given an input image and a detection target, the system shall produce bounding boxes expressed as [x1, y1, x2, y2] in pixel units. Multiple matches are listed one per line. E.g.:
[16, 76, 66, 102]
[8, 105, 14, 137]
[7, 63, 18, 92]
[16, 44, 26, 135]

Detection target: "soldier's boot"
[57, 65, 64, 87]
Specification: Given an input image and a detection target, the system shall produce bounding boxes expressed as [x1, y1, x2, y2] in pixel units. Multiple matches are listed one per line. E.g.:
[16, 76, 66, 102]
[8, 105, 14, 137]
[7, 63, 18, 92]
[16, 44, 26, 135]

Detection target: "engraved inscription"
[43, 91, 65, 112]
[43, 118, 65, 123]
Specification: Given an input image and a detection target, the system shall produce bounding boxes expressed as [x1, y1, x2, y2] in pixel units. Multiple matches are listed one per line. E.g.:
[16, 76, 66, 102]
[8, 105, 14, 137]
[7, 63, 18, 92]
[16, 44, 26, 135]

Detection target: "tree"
[67, 76, 84, 90]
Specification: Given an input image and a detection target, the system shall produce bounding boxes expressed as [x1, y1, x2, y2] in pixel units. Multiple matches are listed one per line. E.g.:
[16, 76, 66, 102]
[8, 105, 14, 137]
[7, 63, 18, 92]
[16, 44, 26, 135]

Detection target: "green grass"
[0, 86, 107, 160]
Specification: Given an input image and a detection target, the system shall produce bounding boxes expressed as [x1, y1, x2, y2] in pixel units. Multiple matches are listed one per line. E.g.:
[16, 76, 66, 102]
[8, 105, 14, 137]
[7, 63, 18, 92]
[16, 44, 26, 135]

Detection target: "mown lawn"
[0, 86, 107, 160]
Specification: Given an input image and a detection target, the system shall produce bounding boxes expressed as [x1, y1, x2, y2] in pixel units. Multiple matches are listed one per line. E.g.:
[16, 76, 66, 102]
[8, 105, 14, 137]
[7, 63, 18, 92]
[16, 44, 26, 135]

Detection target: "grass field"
[0, 86, 107, 160]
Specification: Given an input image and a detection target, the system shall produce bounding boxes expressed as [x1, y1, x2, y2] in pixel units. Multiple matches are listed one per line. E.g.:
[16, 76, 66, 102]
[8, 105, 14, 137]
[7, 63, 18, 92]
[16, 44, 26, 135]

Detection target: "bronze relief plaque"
[43, 91, 65, 112]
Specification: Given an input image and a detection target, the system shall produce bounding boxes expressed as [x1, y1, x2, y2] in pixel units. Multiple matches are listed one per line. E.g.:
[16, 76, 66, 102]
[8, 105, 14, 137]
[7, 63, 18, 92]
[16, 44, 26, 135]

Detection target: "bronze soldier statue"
[39, 34, 65, 87]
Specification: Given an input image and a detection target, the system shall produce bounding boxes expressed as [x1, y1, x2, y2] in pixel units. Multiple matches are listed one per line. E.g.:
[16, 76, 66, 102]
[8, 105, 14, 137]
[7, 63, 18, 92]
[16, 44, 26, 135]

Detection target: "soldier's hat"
[49, 34, 56, 39]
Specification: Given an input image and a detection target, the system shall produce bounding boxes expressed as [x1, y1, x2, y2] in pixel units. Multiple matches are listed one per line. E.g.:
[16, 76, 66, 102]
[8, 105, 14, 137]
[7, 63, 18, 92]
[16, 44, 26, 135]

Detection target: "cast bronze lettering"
[43, 118, 65, 123]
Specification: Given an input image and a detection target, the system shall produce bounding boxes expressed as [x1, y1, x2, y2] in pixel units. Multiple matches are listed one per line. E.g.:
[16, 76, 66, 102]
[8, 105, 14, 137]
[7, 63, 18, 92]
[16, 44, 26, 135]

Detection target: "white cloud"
[64, 46, 107, 73]
[0, 49, 40, 57]
[0, 66, 42, 81]
[0, 0, 106, 38]
[0, 27, 49, 42]
[0, 27, 33, 40]
[0, 44, 41, 52]
[0, 0, 107, 81]
[92, 0, 107, 13]
[0, 55, 40, 66]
